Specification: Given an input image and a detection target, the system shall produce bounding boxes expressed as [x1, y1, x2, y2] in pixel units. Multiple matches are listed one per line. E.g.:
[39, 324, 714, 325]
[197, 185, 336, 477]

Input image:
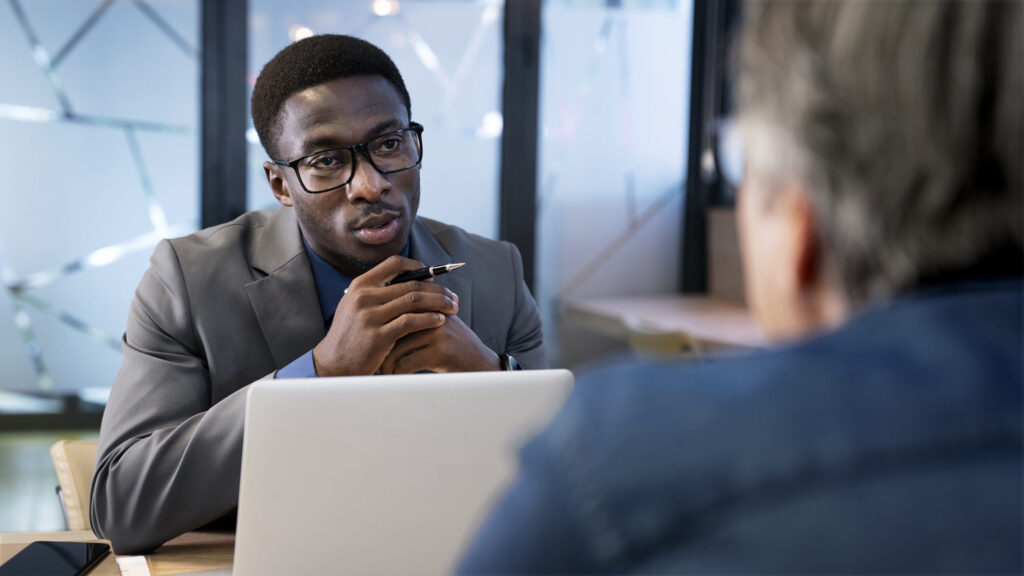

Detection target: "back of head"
[737, 0, 1023, 304]
[251, 34, 411, 159]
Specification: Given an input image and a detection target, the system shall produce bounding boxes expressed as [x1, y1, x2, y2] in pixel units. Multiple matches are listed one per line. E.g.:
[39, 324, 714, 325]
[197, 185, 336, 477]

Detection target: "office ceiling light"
[475, 111, 503, 139]
[289, 25, 315, 43]
[372, 0, 400, 17]
[482, 1, 501, 25]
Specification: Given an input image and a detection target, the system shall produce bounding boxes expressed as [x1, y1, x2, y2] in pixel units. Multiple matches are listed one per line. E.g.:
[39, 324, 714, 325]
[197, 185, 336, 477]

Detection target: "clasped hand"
[312, 255, 499, 376]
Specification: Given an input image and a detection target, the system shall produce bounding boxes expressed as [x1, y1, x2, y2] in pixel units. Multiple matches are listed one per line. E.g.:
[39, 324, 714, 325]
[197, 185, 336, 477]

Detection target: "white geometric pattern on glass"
[0, 0, 199, 392]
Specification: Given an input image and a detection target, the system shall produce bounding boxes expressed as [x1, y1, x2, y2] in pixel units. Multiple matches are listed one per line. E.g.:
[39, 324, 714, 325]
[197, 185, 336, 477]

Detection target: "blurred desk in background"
[563, 295, 763, 355]
[0, 530, 234, 575]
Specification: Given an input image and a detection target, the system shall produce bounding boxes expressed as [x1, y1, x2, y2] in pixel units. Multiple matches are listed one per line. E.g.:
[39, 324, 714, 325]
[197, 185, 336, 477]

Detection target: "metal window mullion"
[201, 0, 248, 229]
[499, 0, 542, 292]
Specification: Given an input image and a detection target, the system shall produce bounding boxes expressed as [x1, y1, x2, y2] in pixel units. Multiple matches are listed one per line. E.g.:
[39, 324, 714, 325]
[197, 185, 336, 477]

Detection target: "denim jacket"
[457, 279, 1023, 574]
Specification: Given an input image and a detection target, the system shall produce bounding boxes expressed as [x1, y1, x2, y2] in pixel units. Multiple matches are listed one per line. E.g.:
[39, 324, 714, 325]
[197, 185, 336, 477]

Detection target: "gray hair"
[737, 0, 1023, 304]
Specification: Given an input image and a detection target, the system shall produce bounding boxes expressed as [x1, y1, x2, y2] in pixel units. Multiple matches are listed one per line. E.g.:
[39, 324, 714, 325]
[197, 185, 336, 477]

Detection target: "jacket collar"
[244, 208, 323, 368]
[249, 206, 305, 275]
[410, 218, 473, 327]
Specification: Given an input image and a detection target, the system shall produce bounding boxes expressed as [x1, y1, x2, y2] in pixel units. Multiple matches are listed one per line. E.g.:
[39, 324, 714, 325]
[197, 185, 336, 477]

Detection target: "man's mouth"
[353, 213, 402, 246]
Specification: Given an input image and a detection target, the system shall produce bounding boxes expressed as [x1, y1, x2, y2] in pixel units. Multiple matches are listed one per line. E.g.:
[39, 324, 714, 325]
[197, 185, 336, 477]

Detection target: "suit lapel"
[244, 208, 325, 368]
[411, 218, 472, 327]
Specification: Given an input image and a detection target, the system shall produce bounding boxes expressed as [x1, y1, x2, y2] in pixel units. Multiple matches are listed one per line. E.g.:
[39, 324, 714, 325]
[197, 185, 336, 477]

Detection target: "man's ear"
[789, 186, 821, 292]
[265, 161, 294, 207]
[782, 184, 850, 333]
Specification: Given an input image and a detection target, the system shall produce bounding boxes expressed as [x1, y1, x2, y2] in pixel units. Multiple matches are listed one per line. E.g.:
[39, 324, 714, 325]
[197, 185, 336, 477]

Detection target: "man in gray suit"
[90, 34, 547, 554]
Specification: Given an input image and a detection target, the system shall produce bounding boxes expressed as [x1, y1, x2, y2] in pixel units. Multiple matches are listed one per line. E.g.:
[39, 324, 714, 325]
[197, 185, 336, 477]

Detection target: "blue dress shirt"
[276, 239, 409, 378]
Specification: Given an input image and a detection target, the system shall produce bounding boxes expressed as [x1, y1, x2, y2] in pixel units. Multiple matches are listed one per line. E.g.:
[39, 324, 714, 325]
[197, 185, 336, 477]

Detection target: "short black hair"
[251, 34, 411, 159]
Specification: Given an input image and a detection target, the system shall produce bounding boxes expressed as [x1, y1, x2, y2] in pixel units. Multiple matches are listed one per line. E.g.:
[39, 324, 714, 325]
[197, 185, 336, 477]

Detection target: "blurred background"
[1, 0, 745, 531]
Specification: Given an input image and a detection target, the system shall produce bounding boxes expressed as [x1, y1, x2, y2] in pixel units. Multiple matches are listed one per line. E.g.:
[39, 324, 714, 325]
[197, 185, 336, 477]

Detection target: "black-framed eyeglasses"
[272, 122, 424, 194]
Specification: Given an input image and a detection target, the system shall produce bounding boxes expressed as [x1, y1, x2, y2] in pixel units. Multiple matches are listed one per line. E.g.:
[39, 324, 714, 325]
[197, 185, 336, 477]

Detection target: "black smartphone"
[0, 541, 111, 576]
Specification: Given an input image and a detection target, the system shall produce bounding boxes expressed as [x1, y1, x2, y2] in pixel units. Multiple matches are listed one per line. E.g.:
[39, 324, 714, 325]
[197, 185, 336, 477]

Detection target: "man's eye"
[375, 137, 402, 153]
[309, 152, 346, 170]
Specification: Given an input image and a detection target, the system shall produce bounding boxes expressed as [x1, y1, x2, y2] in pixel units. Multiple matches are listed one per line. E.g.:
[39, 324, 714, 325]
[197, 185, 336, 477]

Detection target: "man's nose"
[345, 155, 390, 203]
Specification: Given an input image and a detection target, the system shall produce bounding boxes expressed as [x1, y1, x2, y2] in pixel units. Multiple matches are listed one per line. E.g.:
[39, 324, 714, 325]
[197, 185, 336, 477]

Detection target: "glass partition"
[0, 0, 199, 401]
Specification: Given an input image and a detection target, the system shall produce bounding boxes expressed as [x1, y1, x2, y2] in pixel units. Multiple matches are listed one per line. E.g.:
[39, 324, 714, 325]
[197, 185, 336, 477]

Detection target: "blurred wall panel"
[536, 0, 692, 367]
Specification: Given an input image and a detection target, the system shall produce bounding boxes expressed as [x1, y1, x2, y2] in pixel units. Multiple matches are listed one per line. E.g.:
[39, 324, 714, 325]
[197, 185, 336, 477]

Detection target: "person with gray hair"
[456, 1, 1022, 573]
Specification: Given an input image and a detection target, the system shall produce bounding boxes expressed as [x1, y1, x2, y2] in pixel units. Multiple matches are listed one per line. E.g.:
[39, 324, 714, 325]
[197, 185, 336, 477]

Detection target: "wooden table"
[563, 294, 764, 352]
[0, 530, 234, 575]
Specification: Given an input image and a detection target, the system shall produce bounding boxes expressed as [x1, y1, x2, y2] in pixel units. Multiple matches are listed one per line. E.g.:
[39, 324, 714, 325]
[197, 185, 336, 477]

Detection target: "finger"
[382, 311, 447, 342]
[343, 281, 459, 312]
[345, 285, 457, 325]
[374, 289, 458, 324]
[380, 330, 437, 375]
[381, 343, 427, 375]
[377, 280, 459, 304]
[349, 255, 425, 289]
[385, 344, 438, 375]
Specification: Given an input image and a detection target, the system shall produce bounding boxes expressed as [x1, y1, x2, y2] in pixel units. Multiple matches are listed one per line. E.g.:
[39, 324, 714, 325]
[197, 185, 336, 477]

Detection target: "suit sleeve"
[89, 240, 264, 554]
[504, 242, 549, 369]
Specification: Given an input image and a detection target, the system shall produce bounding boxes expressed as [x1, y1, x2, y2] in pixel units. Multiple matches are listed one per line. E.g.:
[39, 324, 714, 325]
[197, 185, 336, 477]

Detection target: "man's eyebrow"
[299, 137, 340, 155]
[297, 119, 404, 156]
[366, 119, 402, 136]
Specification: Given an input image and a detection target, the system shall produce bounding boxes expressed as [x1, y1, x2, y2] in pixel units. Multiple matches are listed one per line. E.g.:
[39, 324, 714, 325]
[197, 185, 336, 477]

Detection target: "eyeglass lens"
[298, 129, 421, 192]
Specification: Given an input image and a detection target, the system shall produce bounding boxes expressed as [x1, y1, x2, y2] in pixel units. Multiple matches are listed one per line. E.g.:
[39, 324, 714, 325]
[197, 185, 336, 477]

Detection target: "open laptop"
[233, 369, 574, 576]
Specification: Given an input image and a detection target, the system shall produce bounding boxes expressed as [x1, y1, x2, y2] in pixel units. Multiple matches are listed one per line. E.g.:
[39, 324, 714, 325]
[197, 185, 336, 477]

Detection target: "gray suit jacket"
[90, 207, 547, 554]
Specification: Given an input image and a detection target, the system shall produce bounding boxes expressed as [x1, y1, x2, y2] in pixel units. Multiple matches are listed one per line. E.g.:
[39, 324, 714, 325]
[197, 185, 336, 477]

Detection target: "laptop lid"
[233, 369, 574, 576]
